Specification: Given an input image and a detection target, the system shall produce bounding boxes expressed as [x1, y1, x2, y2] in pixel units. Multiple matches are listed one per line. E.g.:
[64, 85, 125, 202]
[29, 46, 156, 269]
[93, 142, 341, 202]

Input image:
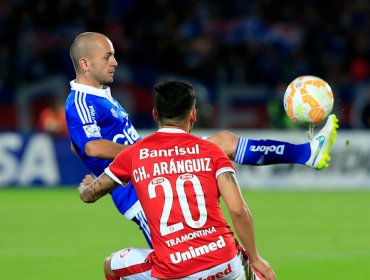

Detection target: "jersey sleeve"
[105, 145, 133, 185]
[211, 143, 236, 178]
[65, 92, 102, 153]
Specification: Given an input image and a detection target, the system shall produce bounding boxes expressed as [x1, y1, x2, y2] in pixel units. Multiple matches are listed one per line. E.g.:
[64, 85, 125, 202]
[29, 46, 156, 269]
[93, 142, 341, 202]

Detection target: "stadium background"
[0, 0, 369, 279]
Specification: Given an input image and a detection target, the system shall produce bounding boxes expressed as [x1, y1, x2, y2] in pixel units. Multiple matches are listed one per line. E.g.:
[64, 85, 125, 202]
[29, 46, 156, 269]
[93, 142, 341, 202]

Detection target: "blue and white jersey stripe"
[235, 137, 248, 163]
[74, 91, 92, 124]
[135, 210, 152, 248]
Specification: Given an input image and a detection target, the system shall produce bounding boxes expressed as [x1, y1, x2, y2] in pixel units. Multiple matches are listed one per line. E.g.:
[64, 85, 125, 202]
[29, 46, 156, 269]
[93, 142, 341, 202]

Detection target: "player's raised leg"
[206, 114, 339, 170]
[305, 114, 339, 170]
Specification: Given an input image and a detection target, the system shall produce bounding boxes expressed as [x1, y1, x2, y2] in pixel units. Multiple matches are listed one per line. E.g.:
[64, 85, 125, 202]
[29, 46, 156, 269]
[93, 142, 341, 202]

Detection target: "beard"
[99, 76, 114, 87]
[92, 70, 115, 86]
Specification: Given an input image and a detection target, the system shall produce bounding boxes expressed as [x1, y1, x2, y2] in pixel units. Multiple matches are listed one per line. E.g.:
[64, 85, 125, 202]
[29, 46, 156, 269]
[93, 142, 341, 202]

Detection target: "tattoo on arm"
[79, 173, 118, 203]
[223, 171, 237, 183]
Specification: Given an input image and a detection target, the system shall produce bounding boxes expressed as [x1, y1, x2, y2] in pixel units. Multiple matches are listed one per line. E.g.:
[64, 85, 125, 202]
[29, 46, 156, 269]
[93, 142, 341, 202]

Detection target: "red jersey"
[106, 128, 238, 278]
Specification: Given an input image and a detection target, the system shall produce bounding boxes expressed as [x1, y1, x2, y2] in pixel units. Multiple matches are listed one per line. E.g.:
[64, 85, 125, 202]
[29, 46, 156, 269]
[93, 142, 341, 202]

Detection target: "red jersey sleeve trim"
[104, 166, 124, 185]
[215, 167, 236, 179]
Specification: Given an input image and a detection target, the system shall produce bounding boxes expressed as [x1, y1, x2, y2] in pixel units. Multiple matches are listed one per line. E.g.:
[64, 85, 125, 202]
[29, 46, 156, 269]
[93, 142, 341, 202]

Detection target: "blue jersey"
[65, 81, 142, 217]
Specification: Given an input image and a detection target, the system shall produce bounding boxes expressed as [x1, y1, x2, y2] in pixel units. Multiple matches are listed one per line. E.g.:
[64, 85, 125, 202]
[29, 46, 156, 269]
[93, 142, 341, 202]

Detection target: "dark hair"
[154, 80, 196, 123]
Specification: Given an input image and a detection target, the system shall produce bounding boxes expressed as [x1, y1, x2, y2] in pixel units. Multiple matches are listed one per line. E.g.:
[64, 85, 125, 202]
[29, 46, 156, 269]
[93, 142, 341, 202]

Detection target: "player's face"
[89, 37, 118, 86]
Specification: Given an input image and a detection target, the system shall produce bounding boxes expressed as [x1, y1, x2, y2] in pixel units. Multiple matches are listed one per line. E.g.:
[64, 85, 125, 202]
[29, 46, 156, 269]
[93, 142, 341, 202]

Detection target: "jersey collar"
[70, 80, 113, 99]
[157, 128, 187, 133]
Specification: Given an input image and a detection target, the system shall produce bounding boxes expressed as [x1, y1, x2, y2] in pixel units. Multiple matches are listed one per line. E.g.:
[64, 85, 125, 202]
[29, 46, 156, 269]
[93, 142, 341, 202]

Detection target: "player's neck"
[75, 76, 103, 89]
[159, 124, 189, 133]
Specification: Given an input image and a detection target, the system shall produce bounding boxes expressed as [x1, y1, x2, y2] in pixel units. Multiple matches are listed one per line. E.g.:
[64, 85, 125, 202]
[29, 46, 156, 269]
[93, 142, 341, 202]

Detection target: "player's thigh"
[111, 248, 154, 279]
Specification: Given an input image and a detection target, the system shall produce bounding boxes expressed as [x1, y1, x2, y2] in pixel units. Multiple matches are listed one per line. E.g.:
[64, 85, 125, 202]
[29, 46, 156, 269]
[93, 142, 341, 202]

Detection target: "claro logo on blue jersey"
[249, 144, 285, 155]
[112, 124, 141, 145]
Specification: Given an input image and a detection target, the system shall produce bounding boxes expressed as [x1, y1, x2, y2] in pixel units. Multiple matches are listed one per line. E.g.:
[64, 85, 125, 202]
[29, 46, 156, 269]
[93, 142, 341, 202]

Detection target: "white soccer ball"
[283, 75, 334, 125]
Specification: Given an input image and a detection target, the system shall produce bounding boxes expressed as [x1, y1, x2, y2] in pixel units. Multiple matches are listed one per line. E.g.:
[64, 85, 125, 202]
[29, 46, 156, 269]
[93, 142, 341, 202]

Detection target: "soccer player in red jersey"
[78, 80, 276, 280]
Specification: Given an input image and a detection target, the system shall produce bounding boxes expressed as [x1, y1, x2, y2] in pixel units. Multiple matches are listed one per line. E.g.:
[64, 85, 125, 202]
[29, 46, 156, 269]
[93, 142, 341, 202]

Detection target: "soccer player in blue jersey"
[65, 32, 338, 248]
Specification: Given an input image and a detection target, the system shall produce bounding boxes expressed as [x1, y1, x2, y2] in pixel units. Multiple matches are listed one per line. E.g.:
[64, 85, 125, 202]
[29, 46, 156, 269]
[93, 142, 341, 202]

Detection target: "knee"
[208, 130, 234, 145]
[215, 130, 234, 140]
[104, 253, 114, 275]
[207, 130, 238, 158]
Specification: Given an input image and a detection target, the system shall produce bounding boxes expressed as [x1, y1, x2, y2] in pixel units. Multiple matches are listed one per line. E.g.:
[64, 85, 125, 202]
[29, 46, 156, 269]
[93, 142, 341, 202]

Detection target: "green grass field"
[0, 188, 369, 280]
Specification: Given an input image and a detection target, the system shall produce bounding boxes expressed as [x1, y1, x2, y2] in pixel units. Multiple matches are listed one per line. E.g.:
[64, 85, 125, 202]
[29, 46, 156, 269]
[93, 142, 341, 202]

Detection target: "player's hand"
[80, 174, 94, 186]
[78, 174, 94, 195]
[249, 256, 276, 280]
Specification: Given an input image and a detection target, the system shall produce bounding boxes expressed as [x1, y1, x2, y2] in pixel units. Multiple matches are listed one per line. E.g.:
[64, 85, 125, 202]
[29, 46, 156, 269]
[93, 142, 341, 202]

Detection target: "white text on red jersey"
[170, 235, 226, 264]
[133, 158, 212, 182]
[139, 144, 200, 159]
[165, 226, 217, 247]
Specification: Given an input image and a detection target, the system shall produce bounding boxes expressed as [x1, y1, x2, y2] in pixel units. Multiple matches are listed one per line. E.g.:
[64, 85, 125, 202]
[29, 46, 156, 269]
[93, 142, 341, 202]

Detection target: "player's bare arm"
[85, 139, 129, 160]
[78, 173, 119, 203]
[217, 172, 258, 259]
[217, 171, 276, 280]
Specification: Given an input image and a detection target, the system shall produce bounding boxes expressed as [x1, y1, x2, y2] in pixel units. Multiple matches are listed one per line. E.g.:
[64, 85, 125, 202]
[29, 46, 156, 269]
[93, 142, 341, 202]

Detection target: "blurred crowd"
[1, 0, 370, 131]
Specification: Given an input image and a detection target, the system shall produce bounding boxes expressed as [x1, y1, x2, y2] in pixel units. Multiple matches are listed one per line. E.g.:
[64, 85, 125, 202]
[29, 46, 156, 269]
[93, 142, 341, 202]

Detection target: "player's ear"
[190, 108, 197, 124]
[79, 57, 89, 71]
[152, 108, 159, 122]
